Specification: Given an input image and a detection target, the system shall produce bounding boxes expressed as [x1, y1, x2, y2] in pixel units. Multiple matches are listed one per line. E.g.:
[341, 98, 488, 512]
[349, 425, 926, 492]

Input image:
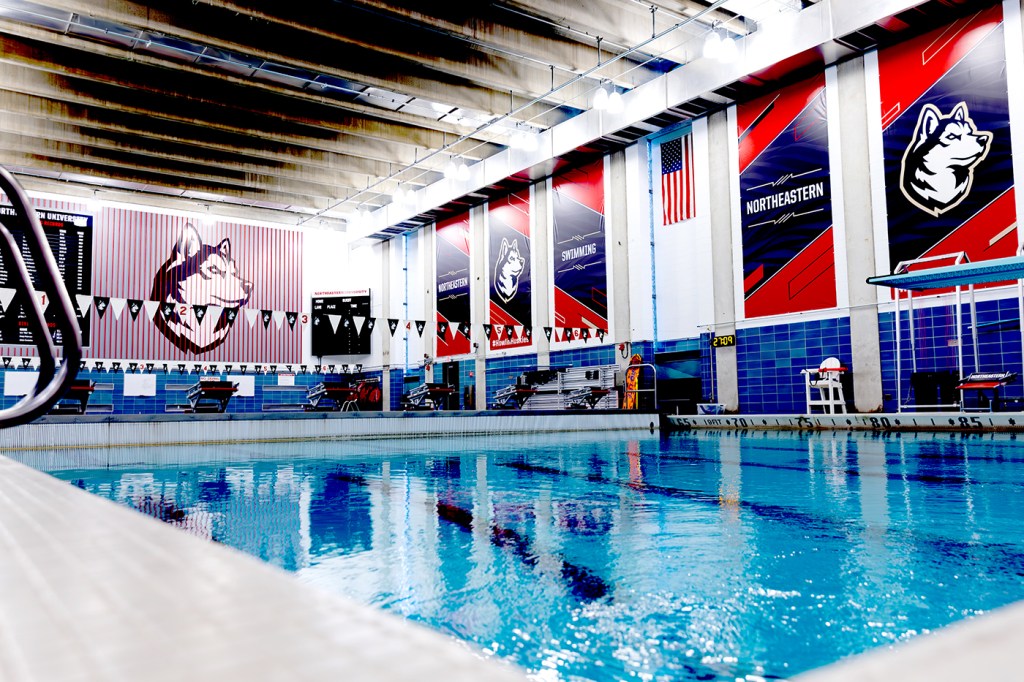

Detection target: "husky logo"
[151, 224, 252, 354]
[493, 238, 525, 304]
[900, 102, 992, 217]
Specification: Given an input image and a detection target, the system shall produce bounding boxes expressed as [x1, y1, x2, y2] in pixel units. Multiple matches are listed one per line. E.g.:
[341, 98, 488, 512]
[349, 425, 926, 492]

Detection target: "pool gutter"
[665, 412, 1024, 432]
[1, 410, 660, 452]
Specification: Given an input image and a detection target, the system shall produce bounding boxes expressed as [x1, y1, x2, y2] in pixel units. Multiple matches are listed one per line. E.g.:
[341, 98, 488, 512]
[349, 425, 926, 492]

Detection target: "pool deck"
[666, 411, 1024, 432]
[0, 451, 528, 682]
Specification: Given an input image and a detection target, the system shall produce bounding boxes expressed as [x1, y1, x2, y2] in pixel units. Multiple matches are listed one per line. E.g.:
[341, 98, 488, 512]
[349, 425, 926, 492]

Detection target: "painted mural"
[738, 73, 836, 318]
[879, 5, 1015, 275]
[0, 198, 303, 363]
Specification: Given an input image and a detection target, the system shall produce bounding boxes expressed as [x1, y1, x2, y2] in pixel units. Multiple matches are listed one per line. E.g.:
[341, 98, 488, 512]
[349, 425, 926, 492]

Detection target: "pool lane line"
[666, 432, 1024, 463]
[663, 436, 1024, 477]
[650, 449, 1012, 488]
[496, 461, 1024, 572]
[326, 471, 611, 603]
[435, 501, 610, 603]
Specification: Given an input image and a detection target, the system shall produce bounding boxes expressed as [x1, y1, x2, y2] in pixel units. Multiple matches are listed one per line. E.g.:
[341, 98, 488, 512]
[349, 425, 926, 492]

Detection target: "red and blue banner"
[738, 73, 836, 318]
[488, 191, 531, 351]
[435, 213, 471, 358]
[552, 159, 608, 335]
[879, 5, 1014, 278]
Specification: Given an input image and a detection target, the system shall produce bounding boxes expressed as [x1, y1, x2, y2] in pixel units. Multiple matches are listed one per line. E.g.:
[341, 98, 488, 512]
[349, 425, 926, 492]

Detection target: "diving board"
[868, 251, 1024, 413]
[867, 255, 1024, 291]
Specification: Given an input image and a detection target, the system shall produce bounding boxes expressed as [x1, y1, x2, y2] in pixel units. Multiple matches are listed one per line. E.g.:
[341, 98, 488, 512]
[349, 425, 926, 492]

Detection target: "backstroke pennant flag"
[661, 133, 695, 225]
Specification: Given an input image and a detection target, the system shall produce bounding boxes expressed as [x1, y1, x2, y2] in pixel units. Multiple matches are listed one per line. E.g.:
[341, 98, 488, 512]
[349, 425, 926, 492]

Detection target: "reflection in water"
[36, 430, 1024, 682]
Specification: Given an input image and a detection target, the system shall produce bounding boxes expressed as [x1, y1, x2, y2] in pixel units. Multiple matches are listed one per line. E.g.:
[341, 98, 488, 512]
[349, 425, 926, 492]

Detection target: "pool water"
[35, 430, 1024, 681]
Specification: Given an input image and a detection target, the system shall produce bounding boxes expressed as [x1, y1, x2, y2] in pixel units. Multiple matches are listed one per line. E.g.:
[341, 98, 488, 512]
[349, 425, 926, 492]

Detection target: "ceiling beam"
[347, 0, 663, 88]
[0, 119, 371, 197]
[0, 90, 440, 182]
[0, 25, 503, 158]
[0, 150, 332, 209]
[13, 174, 348, 228]
[25, 0, 562, 122]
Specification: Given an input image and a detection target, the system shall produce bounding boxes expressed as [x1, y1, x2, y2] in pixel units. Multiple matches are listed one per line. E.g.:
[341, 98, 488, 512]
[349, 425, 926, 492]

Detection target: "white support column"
[380, 239, 392, 411]
[708, 108, 740, 412]
[608, 149, 632, 375]
[471, 204, 487, 409]
[837, 56, 884, 412]
[534, 180, 552, 368]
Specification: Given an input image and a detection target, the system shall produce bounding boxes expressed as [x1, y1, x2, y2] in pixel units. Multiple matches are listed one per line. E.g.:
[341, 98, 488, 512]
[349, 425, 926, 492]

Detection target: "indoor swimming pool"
[25, 430, 1024, 681]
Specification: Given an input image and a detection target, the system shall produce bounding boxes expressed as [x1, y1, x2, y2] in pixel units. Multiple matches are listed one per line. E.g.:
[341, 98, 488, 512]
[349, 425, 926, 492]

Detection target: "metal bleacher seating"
[490, 365, 618, 410]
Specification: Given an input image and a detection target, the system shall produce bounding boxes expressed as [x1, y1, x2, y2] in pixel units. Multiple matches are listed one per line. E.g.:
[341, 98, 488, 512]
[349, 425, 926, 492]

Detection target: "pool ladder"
[0, 165, 82, 428]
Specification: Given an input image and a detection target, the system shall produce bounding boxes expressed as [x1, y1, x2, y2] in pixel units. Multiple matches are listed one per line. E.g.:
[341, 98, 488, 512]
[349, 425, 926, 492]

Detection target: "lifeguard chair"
[801, 357, 847, 414]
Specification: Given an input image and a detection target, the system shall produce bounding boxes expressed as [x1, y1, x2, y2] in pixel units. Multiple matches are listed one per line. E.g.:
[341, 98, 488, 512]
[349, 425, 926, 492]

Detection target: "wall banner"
[738, 73, 836, 318]
[488, 191, 531, 351]
[552, 159, 608, 333]
[435, 213, 471, 358]
[0, 200, 303, 363]
[879, 6, 1014, 277]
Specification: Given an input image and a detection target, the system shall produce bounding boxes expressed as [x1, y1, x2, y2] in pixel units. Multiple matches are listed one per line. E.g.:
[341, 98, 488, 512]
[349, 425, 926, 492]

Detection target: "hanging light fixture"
[456, 160, 470, 181]
[607, 89, 624, 114]
[720, 34, 738, 63]
[393, 185, 407, 204]
[444, 156, 458, 179]
[702, 30, 722, 60]
[593, 84, 610, 110]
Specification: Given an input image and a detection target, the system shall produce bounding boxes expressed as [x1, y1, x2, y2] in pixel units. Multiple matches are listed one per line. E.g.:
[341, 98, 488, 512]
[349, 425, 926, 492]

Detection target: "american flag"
[661, 134, 695, 225]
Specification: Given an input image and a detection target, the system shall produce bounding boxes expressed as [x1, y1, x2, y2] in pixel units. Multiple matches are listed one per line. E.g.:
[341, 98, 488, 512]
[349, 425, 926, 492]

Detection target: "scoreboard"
[0, 207, 92, 346]
[311, 290, 371, 356]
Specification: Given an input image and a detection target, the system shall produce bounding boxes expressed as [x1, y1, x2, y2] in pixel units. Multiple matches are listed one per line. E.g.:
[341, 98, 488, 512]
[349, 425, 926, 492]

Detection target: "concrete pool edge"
[793, 599, 1024, 681]
[666, 412, 1024, 432]
[0, 410, 660, 451]
[0, 452, 529, 682]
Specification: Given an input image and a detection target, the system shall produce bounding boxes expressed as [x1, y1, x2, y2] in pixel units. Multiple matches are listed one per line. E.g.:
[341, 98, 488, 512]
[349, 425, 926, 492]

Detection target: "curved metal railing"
[0, 166, 81, 428]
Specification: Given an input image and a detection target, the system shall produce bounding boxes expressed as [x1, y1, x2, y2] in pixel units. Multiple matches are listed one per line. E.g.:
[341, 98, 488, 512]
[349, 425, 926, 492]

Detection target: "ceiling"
[0, 0, 993, 230]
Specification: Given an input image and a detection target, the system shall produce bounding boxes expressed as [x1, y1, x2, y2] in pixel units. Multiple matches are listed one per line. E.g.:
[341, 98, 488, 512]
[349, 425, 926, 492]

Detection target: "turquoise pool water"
[35, 430, 1024, 681]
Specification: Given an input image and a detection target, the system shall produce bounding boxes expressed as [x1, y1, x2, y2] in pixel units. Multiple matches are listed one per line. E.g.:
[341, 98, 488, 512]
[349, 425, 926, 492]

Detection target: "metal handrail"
[0, 166, 82, 428]
[623, 362, 657, 410]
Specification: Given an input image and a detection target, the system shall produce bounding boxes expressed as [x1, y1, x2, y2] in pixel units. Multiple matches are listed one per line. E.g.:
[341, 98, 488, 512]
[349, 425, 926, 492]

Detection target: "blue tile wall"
[879, 297, 1023, 411]
[0, 368, 382, 415]
[458, 360, 475, 409]
[390, 367, 425, 410]
[649, 337, 714, 403]
[736, 316, 852, 414]
[548, 344, 616, 369]
[484, 354, 539, 408]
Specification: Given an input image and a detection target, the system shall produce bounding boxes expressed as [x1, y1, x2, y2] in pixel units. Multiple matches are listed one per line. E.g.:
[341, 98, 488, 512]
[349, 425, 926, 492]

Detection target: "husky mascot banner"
[878, 5, 1015, 277]
[488, 191, 532, 351]
[738, 72, 836, 318]
[435, 213, 472, 358]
